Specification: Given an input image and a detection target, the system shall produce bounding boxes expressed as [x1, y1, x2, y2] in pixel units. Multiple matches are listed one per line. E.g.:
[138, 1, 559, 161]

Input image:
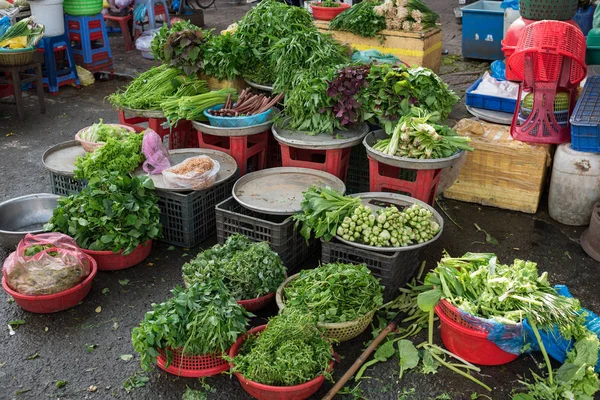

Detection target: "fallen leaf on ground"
[118, 279, 129, 286]
[26, 353, 39, 360]
[55, 380, 67, 388]
[120, 354, 134, 361]
[95, 306, 102, 313]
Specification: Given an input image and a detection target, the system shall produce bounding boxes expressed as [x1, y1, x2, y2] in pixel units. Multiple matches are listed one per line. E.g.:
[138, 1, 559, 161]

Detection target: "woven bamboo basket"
[276, 273, 376, 342]
[0, 48, 36, 67]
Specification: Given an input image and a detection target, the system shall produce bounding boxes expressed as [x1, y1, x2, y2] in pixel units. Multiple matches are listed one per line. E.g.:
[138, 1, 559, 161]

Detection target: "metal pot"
[0, 194, 59, 250]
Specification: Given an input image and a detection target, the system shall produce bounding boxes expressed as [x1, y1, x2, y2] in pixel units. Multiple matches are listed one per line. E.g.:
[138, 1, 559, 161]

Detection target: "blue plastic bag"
[0, 15, 10, 40]
[501, 0, 519, 10]
[351, 50, 400, 65]
[490, 60, 506, 81]
[522, 285, 600, 371]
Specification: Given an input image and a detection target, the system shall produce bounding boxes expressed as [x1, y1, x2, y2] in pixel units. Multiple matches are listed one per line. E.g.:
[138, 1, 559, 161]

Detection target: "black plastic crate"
[215, 197, 318, 271]
[49, 172, 87, 196]
[321, 238, 420, 302]
[346, 145, 370, 194]
[157, 172, 238, 248]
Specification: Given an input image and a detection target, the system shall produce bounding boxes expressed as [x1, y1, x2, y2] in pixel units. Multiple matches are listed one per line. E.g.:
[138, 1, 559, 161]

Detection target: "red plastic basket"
[1, 255, 97, 313]
[81, 240, 152, 271]
[310, 2, 351, 21]
[230, 325, 334, 400]
[156, 348, 229, 378]
[507, 20, 587, 85]
[237, 292, 276, 313]
[435, 300, 519, 366]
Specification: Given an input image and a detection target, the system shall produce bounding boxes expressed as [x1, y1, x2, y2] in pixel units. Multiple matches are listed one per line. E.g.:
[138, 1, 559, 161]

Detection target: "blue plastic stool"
[65, 14, 114, 74]
[133, 0, 170, 39]
[37, 34, 81, 95]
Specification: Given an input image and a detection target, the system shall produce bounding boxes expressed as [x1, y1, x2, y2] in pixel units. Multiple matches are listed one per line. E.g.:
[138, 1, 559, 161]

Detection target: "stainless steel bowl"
[0, 194, 59, 250]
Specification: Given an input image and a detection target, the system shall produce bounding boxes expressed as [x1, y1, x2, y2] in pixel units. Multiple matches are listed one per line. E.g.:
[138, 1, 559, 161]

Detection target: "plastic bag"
[162, 155, 220, 190]
[115, 0, 133, 8]
[136, 28, 160, 52]
[471, 71, 521, 99]
[523, 285, 600, 371]
[351, 50, 400, 65]
[500, 0, 519, 10]
[490, 60, 506, 81]
[142, 129, 171, 175]
[2, 233, 93, 296]
[75, 66, 95, 87]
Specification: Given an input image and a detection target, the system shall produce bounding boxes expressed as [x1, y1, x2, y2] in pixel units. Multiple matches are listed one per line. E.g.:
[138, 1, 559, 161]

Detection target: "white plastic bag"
[135, 28, 160, 52]
[162, 156, 220, 190]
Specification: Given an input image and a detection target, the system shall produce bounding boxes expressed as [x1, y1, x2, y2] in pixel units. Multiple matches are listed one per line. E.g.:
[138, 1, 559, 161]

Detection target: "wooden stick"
[322, 313, 403, 400]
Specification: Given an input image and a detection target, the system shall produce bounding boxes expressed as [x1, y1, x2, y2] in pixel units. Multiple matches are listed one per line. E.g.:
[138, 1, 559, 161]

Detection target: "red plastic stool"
[117, 110, 194, 149]
[368, 156, 442, 205]
[104, 13, 134, 51]
[279, 144, 351, 181]
[267, 133, 282, 168]
[118, 109, 148, 132]
[196, 130, 268, 176]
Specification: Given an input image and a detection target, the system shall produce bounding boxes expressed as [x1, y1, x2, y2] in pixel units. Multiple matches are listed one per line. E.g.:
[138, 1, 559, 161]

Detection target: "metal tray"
[272, 121, 369, 150]
[134, 149, 238, 192]
[191, 107, 279, 137]
[232, 167, 346, 215]
[364, 130, 464, 170]
[335, 192, 444, 253]
[466, 106, 513, 126]
[244, 79, 274, 92]
[42, 141, 86, 176]
[119, 107, 165, 119]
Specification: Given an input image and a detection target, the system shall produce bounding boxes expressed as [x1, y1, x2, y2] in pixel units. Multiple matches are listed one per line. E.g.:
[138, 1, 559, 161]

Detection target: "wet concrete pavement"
[0, 1, 598, 399]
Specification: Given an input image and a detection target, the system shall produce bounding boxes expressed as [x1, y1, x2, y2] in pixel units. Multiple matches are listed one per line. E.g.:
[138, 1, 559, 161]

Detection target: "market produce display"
[108, 65, 208, 111]
[203, 32, 244, 82]
[329, 0, 387, 38]
[231, 310, 333, 386]
[373, 0, 440, 31]
[328, 64, 371, 127]
[3, 233, 92, 296]
[182, 234, 286, 300]
[77, 119, 132, 143]
[74, 132, 144, 180]
[208, 90, 283, 117]
[283, 263, 383, 323]
[44, 173, 162, 255]
[372, 108, 473, 159]
[293, 186, 440, 247]
[0, 16, 44, 49]
[132, 279, 250, 370]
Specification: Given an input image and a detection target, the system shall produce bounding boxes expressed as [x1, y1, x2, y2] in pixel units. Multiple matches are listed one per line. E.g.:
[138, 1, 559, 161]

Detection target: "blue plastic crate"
[466, 78, 517, 113]
[461, 1, 505, 61]
[570, 76, 600, 153]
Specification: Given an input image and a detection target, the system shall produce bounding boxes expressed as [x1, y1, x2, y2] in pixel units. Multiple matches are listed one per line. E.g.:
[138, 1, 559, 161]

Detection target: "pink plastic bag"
[2, 233, 93, 296]
[142, 129, 171, 175]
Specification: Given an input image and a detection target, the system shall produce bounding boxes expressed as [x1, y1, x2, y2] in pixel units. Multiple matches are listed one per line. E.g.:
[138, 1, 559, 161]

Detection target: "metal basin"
[0, 194, 59, 250]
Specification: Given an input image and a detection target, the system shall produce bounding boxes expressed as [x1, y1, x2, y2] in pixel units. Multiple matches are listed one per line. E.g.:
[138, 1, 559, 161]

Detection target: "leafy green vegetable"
[163, 27, 212, 76]
[231, 310, 332, 386]
[373, 108, 473, 159]
[55, 380, 67, 388]
[203, 33, 244, 81]
[319, 0, 342, 7]
[182, 234, 286, 300]
[74, 133, 144, 180]
[79, 119, 132, 143]
[355, 339, 396, 380]
[23, 244, 53, 257]
[398, 339, 419, 379]
[151, 20, 202, 67]
[122, 372, 149, 393]
[160, 88, 236, 126]
[329, 1, 386, 38]
[132, 280, 249, 371]
[45, 173, 162, 255]
[283, 263, 383, 323]
[293, 186, 362, 242]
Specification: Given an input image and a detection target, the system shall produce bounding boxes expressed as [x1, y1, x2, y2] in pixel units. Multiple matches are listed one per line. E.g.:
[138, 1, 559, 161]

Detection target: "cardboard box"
[313, 20, 443, 73]
[444, 119, 552, 214]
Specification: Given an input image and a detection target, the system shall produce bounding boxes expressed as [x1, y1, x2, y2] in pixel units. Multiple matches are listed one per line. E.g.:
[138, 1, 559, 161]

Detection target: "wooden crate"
[444, 119, 552, 214]
[314, 21, 442, 73]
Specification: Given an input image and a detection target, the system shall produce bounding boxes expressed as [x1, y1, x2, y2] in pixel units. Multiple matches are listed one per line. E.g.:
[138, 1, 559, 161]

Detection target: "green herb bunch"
[319, 0, 341, 7]
[44, 173, 161, 255]
[231, 310, 333, 386]
[417, 253, 581, 330]
[203, 32, 244, 81]
[182, 234, 287, 300]
[163, 28, 212, 76]
[359, 63, 459, 133]
[284, 263, 383, 323]
[132, 280, 250, 371]
[329, 1, 387, 38]
[151, 20, 201, 65]
[74, 133, 144, 180]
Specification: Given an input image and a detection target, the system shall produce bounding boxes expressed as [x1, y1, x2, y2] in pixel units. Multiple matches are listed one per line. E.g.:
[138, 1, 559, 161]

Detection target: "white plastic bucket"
[29, 0, 65, 37]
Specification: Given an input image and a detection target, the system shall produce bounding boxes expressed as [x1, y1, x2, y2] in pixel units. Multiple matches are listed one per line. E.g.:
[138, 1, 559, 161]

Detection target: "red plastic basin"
[2, 254, 98, 313]
[81, 240, 152, 271]
[435, 300, 519, 366]
[310, 2, 350, 21]
[156, 348, 230, 378]
[230, 325, 334, 400]
[237, 292, 276, 313]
